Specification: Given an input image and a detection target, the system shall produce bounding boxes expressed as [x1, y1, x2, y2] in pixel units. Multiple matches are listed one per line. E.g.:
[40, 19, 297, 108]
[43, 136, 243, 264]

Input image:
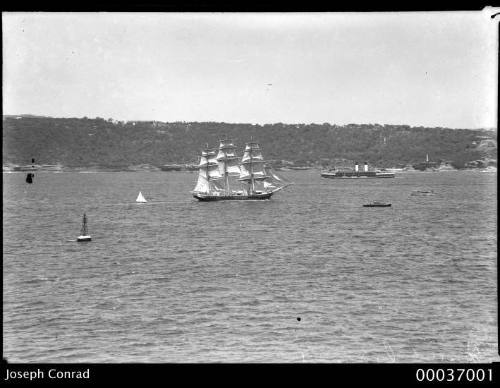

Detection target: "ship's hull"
[193, 192, 273, 201]
[412, 162, 439, 171]
[363, 204, 391, 207]
[13, 165, 38, 172]
[160, 165, 183, 171]
[321, 172, 395, 178]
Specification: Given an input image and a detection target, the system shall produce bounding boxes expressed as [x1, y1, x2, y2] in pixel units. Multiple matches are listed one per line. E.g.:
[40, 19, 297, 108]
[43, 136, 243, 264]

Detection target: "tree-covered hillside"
[2, 116, 497, 168]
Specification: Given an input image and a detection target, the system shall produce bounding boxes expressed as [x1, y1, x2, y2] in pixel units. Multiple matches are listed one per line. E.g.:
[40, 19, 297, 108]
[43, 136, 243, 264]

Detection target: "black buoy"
[297, 317, 301, 322]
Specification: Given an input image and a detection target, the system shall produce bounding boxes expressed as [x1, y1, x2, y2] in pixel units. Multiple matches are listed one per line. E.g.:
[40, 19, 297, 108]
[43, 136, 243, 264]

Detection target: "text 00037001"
[415, 368, 492, 383]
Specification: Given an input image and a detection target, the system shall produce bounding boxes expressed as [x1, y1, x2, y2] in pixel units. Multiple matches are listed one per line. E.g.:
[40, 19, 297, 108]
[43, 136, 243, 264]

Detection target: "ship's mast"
[239, 140, 268, 195]
[205, 145, 210, 187]
[193, 144, 221, 194]
[216, 138, 239, 195]
[201, 145, 211, 188]
[81, 213, 88, 235]
[249, 145, 255, 194]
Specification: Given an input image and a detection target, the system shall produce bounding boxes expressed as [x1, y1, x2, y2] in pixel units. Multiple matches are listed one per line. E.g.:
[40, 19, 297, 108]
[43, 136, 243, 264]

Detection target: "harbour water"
[3, 170, 497, 362]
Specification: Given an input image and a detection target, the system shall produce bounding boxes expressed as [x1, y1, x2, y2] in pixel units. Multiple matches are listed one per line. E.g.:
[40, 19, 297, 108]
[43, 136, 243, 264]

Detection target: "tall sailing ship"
[191, 139, 291, 201]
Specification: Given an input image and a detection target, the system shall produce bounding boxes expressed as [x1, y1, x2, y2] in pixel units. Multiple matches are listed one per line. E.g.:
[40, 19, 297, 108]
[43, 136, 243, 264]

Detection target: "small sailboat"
[136, 191, 147, 203]
[77, 213, 92, 242]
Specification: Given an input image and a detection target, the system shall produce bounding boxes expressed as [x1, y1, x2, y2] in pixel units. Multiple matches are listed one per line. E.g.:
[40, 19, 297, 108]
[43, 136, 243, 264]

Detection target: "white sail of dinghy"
[136, 191, 147, 203]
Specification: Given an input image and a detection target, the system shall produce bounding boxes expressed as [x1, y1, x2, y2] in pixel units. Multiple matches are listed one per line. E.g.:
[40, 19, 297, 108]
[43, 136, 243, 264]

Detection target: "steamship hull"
[321, 172, 395, 178]
[193, 192, 273, 201]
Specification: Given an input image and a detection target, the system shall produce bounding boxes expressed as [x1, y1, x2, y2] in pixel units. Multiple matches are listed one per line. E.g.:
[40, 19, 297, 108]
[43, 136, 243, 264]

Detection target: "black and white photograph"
[2, 9, 498, 374]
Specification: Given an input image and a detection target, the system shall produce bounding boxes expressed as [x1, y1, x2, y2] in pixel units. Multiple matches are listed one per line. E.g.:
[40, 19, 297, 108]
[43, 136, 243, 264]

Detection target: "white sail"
[207, 152, 218, 166]
[262, 165, 292, 192]
[241, 142, 264, 162]
[198, 154, 208, 167]
[263, 180, 277, 189]
[199, 149, 218, 167]
[238, 141, 269, 185]
[238, 163, 251, 180]
[216, 140, 238, 159]
[193, 174, 211, 193]
[136, 191, 147, 203]
[227, 163, 241, 175]
[264, 166, 291, 185]
[219, 158, 241, 176]
[208, 163, 223, 179]
[239, 162, 268, 180]
[193, 146, 219, 193]
[216, 139, 240, 177]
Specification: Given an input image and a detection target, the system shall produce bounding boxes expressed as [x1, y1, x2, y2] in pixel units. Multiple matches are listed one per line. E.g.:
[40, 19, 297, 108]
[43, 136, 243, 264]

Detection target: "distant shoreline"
[2, 165, 497, 173]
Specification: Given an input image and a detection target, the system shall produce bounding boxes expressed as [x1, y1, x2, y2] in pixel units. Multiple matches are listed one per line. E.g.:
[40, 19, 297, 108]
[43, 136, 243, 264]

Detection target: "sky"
[2, 11, 498, 129]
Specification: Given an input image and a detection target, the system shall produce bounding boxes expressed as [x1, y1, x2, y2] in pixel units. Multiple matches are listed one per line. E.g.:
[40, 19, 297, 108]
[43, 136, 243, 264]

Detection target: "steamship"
[321, 162, 395, 179]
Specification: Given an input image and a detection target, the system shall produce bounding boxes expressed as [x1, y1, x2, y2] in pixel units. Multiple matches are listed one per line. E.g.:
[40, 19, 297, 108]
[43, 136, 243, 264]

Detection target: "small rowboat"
[363, 201, 391, 207]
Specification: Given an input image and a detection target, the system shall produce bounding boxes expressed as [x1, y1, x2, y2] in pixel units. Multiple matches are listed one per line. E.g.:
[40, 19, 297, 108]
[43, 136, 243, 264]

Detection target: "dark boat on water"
[411, 189, 435, 196]
[193, 192, 273, 201]
[363, 201, 391, 207]
[160, 164, 183, 171]
[191, 139, 291, 201]
[25, 158, 36, 183]
[412, 154, 440, 171]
